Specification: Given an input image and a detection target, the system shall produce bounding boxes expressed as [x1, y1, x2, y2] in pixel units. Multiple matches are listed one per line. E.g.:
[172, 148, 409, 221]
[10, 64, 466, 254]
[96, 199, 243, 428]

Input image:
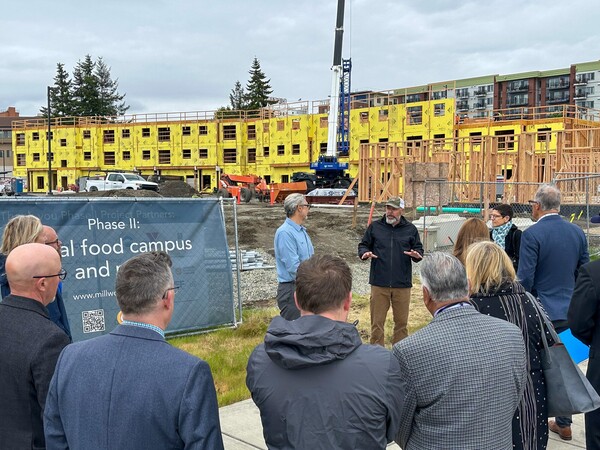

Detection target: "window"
[60, 139, 67, 147]
[17, 154, 26, 166]
[248, 148, 256, 163]
[61, 160, 67, 168]
[320, 117, 328, 128]
[263, 146, 270, 157]
[281, 175, 289, 183]
[123, 151, 131, 160]
[37, 176, 44, 189]
[320, 143, 327, 154]
[104, 151, 115, 165]
[33, 153, 40, 161]
[223, 125, 236, 140]
[537, 127, 552, 142]
[182, 149, 191, 159]
[32, 132, 40, 141]
[360, 111, 369, 122]
[223, 148, 237, 163]
[263, 122, 269, 132]
[103, 130, 115, 144]
[199, 125, 208, 135]
[247, 125, 256, 140]
[495, 129, 515, 151]
[142, 128, 151, 137]
[83, 152, 91, 161]
[198, 148, 208, 159]
[264, 175, 271, 184]
[201, 175, 211, 190]
[277, 120, 285, 131]
[83, 130, 91, 139]
[292, 119, 300, 130]
[16, 133, 25, 146]
[158, 150, 170, 164]
[292, 144, 300, 155]
[405, 136, 422, 156]
[277, 145, 285, 156]
[142, 150, 151, 160]
[470, 132, 483, 145]
[379, 109, 389, 121]
[182, 126, 191, 136]
[434, 103, 445, 117]
[407, 106, 422, 125]
[433, 133, 445, 144]
[122, 129, 130, 138]
[47, 152, 54, 162]
[456, 88, 469, 98]
[158, 127, 170, 142]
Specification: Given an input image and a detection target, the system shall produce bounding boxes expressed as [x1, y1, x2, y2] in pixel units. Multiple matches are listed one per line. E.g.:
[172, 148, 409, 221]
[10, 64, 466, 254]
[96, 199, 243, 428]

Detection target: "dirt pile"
[159, 181, 200, 198]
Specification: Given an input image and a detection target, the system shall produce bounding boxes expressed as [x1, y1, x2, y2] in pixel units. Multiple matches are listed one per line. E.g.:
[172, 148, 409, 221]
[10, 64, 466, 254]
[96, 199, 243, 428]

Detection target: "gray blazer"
[0, 295, 70, 450]
[392, 306, 527, 450]
[44, 324, 224, 450]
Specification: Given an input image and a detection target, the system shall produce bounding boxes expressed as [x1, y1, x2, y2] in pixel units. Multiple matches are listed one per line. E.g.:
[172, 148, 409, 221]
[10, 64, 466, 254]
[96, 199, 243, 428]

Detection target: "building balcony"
[574, 77, 588, 86]
[574, 91, 588, 100]
[456, 101, 469, 111]
[546, 96, 570, 104]
[474, 102, 486, 110]
[474, 89, 487, 97]
[507, 84, 529, 93]
[547, 82, 570, 90]
[507, 99, 529, 107]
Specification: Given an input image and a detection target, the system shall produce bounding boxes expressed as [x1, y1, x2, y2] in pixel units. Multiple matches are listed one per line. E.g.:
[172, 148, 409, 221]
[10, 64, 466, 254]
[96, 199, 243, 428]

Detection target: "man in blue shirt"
[274, 193, 314, 320]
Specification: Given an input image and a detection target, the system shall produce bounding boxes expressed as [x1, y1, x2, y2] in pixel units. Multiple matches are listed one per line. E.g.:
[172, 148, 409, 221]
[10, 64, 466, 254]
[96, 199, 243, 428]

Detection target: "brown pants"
[370, 285, 411, 346]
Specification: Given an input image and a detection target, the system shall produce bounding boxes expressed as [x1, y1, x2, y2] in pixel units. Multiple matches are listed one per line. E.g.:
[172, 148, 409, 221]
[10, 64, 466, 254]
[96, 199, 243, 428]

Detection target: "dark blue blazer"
[517, 214, 588, 321]
[0, 295, 70, 449]
[44, 324, 224, 450]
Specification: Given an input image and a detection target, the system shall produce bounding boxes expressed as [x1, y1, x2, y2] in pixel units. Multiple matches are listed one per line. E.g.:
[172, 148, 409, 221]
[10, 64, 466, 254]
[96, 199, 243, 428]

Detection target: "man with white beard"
[358, 197, 423, 346]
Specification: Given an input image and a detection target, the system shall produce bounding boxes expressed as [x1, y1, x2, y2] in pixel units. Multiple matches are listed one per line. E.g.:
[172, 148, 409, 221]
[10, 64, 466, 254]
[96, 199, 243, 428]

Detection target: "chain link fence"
[413, 176, 600, 258]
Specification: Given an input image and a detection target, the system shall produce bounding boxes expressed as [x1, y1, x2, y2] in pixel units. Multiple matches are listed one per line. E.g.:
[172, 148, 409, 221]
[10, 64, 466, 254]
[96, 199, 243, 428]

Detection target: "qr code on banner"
[82, 309, 105, 333]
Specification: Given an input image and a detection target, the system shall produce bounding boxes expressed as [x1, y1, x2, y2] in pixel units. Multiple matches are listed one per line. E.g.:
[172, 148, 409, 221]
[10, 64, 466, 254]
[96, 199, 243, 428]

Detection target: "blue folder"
[559, 329, 590, 364]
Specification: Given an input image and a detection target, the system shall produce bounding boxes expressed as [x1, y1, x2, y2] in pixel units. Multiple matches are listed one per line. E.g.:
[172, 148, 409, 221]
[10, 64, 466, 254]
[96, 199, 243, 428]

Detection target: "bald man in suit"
[0, 243, 70, 449]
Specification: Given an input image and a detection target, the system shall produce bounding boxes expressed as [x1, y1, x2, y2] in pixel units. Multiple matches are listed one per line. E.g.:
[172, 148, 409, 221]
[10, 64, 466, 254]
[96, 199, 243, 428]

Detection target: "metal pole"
[47, 86, 53, 195]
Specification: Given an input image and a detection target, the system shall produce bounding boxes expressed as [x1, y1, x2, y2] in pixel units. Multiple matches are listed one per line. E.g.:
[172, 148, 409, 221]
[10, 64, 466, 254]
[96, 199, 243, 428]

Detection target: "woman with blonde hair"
[466, 240, 554, 450]
[452, 218, 489, 265]
[0, 215, 71, 340]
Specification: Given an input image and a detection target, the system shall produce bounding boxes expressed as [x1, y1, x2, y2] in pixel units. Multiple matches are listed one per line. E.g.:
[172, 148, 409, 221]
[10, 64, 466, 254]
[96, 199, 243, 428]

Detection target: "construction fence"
[413, 175, 600, 257]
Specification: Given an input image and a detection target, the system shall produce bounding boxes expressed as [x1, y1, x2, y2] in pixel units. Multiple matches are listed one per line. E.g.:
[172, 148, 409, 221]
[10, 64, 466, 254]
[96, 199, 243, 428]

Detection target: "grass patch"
[170, 287, 431, 407]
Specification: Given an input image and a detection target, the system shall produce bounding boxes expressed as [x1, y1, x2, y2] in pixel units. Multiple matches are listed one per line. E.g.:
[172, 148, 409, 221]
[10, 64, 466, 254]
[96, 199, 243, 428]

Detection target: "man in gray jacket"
[246, 254, 405, 450]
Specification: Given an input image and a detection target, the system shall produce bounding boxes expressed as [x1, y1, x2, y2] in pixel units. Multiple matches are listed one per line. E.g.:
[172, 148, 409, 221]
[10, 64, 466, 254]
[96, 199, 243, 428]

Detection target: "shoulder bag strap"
[525, 291, 561, 343]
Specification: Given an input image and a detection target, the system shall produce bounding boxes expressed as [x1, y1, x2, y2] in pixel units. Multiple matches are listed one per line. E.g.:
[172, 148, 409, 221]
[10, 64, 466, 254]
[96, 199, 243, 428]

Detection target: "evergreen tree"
[71, 55, 99, 116]
[229, 80, 247, 110]
[245, 57, 275, 110]
[95, 57, 129, 116]
[40, 63, 75, 117]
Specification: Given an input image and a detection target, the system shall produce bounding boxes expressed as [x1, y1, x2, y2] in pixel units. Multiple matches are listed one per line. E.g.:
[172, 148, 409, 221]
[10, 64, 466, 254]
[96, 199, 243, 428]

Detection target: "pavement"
[218, 360, 590, 449]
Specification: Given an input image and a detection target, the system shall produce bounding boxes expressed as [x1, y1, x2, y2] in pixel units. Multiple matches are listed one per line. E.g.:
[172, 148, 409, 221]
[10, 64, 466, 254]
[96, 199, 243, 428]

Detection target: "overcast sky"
[2, 0, 599, 117]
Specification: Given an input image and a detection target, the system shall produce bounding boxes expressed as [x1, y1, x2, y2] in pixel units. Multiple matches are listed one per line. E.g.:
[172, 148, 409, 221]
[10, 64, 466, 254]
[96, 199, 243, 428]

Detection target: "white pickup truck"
[83, 173, 159, 192]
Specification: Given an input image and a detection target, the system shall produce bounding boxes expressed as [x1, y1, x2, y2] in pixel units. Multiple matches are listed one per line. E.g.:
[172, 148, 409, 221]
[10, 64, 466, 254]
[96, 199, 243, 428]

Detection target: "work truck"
[81, 172, 159, 192]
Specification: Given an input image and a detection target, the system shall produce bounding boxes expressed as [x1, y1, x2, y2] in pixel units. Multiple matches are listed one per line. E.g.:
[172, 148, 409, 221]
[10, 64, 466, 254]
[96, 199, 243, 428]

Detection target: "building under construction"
[11, 60, 600, 202]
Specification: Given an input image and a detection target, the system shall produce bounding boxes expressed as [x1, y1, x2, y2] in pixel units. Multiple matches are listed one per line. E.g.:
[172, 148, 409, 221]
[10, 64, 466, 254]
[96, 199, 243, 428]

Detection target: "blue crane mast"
[309, 0, 351, 185]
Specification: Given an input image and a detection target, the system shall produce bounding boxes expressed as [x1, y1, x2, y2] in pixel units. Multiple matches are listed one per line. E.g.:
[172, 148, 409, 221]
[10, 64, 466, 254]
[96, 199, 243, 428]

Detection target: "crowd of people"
[1, 182, 599, 449]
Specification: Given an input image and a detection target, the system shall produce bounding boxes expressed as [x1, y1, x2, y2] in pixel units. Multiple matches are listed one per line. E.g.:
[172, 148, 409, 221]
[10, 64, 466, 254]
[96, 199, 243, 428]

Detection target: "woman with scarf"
[490, 203, 522, 271]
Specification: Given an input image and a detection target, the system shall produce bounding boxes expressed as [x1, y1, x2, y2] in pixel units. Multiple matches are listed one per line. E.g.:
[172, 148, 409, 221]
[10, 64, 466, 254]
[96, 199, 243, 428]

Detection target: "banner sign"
[0, 198, 235, 342]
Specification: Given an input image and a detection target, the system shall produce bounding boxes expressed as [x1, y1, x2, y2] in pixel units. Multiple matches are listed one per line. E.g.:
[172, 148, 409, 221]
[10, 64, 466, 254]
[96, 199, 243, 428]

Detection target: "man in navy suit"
[517, 183, 589, 440]
[44, 251, 224, 450]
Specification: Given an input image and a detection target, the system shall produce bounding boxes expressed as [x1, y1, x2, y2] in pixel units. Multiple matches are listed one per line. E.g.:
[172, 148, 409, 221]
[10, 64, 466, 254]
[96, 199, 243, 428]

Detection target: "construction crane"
[308, 0, 351, 187]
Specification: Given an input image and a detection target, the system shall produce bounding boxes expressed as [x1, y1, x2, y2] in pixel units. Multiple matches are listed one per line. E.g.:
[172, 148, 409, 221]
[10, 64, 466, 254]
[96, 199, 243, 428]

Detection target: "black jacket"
[358, 215, 424, 288]
[490, 224, 522, 271]
[246, 315, 405, 449]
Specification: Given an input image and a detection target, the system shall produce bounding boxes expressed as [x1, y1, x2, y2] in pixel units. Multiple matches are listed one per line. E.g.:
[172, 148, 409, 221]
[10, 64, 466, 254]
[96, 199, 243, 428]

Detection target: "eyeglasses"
[32, 268, 67, 280]
[528, 200, 539, 205]
[45, 238, 61, 246]
[489, 214, 503, 219]
[162, 286, 180, 298]
[300, 203, 311, 209]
